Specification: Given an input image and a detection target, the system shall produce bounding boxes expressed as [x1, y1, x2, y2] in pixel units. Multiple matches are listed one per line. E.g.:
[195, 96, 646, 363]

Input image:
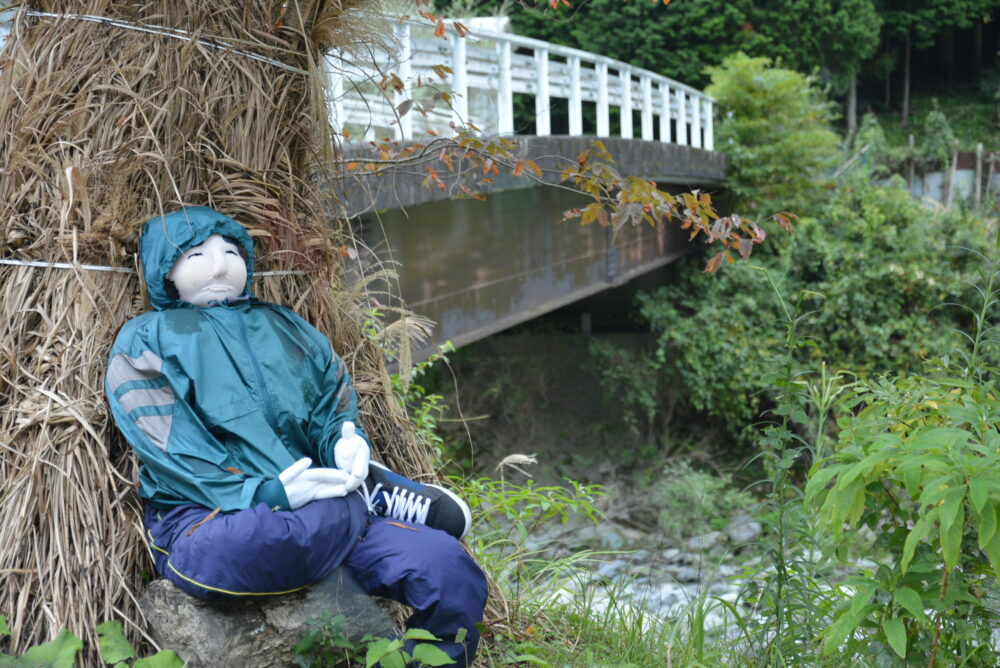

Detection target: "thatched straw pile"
[0, 0, 504, 658]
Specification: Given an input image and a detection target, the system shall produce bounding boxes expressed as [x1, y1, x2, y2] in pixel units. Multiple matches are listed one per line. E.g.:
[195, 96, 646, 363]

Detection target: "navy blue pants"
[144, 496, 487, 666]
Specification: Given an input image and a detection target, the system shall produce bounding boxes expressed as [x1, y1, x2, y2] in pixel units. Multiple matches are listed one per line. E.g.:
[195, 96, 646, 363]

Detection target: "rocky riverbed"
[512, 503, 764, 629]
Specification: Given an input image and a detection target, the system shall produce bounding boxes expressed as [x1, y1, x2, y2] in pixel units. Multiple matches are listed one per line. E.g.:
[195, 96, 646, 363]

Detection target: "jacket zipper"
[235, 310, 279, 431]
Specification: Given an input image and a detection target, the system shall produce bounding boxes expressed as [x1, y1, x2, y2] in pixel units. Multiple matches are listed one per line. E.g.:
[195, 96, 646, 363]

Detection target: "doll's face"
[167, 234, 247, 307]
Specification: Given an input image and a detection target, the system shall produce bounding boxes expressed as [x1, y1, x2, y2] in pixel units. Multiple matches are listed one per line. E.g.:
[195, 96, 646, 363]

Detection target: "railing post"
[535, 48, 551, 136]
[658, 82, 671, 144]
[703, 98, 714, 151]
[329, 72, 344, 134]
[690, 93, 702, 149]
[497, 39, 514, 134]
[675, 88, 687, 146]
[619, 69, 633, 139]
[569, 56, 583, 136]
[394, 23, 413, 141]
[596, 63, 609, 137]
[450, 32, 469, 128]
[641, 76, 653, 140]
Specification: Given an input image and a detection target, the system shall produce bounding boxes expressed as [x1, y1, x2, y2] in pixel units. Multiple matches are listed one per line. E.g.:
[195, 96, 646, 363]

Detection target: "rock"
[599, 530, 626, 550]
[139, 570, 396, 668]
[725, 514, 762, 544]
[685, 531, 725, 552]
[597, 559, 628, 580]
[656, 584, 683, 609]
[661, 548, 681, 562]
[669, 566, 702, 584]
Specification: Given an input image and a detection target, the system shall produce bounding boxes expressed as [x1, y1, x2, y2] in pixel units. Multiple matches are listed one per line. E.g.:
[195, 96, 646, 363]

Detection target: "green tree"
[705, 53, 840, 211]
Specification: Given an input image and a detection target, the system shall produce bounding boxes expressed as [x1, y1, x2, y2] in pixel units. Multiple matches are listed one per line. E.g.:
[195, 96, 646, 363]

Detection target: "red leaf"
[435, 18, 446, 38]
[513, 160, 524, 177]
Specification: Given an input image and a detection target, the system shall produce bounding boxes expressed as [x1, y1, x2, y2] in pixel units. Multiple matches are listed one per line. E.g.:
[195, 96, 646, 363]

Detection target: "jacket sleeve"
[106, 316, 290, 512]
[278, 309, 371, 468]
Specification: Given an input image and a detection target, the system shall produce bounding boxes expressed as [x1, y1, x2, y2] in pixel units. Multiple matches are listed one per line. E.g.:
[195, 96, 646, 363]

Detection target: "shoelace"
[356, 481, 432, 524]
[385, 487, 432, 525]
[356, 480, 384, 514]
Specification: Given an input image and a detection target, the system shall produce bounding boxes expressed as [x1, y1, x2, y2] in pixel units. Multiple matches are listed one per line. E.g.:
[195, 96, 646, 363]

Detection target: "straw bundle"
[0, 1, 503, 659]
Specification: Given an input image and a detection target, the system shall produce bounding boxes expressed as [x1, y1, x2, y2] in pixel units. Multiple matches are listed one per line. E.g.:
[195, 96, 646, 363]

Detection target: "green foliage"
[706, 53, 841, 211]
[0, 616, 182, 668]
[295, 613, 458, 668]
[874, 91, 1000, 154]
[801, 250, 1000, 664]
[649, 460, 755, 540]
[637, 174, 988, 443]
[922, 102, 959, 170]
[391, 342, 456, 463]
[461, 476, 603, 556]
[586, 337, 670, 452]
[806, 372, 1000, 664]
[502, 0, 880, 90]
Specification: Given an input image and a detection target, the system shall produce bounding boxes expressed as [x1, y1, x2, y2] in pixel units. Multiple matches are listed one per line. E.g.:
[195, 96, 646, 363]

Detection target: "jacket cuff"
[253, 478, 291, 510]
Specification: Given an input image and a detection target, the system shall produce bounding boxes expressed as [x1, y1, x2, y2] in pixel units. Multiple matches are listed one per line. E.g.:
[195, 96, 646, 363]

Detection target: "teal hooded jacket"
[106, 207, 369, 512]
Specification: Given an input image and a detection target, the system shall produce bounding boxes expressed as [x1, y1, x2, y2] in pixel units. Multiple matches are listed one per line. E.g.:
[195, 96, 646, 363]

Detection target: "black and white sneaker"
[356, 462, 472, 540]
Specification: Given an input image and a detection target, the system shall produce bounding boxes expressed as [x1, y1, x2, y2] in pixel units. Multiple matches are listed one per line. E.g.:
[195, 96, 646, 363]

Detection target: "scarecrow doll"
[105, 206, 486, 666]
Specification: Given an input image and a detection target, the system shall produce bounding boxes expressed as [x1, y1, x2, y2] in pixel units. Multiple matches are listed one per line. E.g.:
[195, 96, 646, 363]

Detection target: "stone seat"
[139, 569, 396, 667]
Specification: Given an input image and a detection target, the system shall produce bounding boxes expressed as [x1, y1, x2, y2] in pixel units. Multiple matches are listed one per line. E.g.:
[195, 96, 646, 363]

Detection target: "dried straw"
[0, 1, 504, 659]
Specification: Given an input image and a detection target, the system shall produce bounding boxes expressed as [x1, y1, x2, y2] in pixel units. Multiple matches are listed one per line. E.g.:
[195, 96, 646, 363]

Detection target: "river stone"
[685, 531, 725, 552]
[139, 569, 396, 668]
[725, 514, 762, 544]
[596, 559, 628, 580]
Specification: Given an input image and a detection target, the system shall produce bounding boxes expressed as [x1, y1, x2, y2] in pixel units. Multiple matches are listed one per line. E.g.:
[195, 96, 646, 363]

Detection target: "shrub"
[651, 460, 755, 540]
[635, 175, 989, 444]
[705, 52, 841, 211]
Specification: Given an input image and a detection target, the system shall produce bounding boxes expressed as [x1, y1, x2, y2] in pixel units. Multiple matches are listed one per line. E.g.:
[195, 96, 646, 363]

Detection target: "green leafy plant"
[0, 616, 183, 667]
[649, 460, 755, 540]
[295, 613, 458, 668]
[805, 253, 1000, 665]
[806, 373, 1000, 664]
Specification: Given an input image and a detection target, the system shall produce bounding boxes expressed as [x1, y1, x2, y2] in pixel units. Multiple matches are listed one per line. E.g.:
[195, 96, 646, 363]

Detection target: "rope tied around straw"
[24, 11, 308, 75]
[0, 259, 306, 276]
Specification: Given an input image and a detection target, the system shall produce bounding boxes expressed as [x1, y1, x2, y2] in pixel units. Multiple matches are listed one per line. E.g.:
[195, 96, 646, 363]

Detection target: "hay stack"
[0, 1, 503, 658]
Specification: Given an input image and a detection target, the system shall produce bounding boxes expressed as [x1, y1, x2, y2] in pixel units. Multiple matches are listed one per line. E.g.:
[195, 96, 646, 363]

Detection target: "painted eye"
[187, 252, 203, 258]
[226, 249, 239, 256]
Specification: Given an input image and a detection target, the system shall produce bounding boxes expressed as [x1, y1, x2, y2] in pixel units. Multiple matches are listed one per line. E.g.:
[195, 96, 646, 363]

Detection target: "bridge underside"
[346, 138, 725, 360]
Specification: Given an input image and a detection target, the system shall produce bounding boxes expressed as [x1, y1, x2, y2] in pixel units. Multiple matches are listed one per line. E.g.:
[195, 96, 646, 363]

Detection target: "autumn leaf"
[424, 166, 445, 190]
[455, 22, 469, 37]
[705, 251, 726, 274]
[431, 64, 453, 79]
[395, 99, 413, 117]
[513, 160, 524, 177]
[524, 159, 543, 178]
[580, 203, 602, 225]
[738, 237, 753, 260]
[435, 18, 446, 39]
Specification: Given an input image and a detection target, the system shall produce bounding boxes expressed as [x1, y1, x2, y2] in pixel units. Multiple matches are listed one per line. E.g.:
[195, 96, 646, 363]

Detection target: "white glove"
[278, 457, 353, 510]
[333, 421, 369, 491]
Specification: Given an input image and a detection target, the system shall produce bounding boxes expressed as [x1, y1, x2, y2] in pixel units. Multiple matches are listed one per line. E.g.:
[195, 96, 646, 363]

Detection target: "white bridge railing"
[327, 19, 714, 150]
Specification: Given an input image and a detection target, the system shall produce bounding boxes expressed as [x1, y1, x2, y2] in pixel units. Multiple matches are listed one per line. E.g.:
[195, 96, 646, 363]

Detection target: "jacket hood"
[140, 206, 255, 310]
